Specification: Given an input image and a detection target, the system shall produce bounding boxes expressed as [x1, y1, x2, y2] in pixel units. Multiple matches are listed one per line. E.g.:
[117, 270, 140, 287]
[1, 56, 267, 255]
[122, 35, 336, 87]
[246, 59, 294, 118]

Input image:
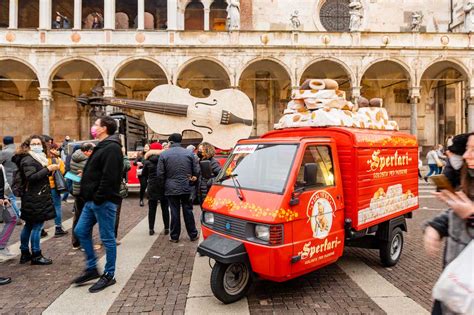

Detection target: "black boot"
[40, 229, 48, 238]
[54, 226, 68, 237]
[89, 273, 116, 293]
[72, 268, 100, 285]
[31, 251, 52, 265]
[0, 277, 11, 285]
[139, 199, 144, 207]
[19, 250, 31, 264]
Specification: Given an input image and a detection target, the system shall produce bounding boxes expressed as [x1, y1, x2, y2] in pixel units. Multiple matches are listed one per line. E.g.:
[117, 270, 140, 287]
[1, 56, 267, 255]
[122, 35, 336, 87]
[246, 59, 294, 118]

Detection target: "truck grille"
[205, 213, 248, 240]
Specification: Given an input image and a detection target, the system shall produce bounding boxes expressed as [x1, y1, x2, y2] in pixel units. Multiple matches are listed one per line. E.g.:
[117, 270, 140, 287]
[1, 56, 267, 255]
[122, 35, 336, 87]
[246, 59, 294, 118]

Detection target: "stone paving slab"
[0, 197, 147, 314]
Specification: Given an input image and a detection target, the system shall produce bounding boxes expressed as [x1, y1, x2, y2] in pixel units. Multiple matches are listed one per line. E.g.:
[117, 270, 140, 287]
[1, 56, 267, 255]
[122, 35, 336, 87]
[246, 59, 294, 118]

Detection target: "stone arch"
[299, 57, 355, 99]
[175, 56, 232, 86]
[236, 57, 293, 87]
[48, 57, 106, 89]
[359, 58, 413, 87]
[238, 58, 292, 135]
[111, 57, 170, 88]
[360, 59, 413, 134]
[176, 57, 231, 97]
[419, 59, 471, 147]
[184, 0, 204, 30]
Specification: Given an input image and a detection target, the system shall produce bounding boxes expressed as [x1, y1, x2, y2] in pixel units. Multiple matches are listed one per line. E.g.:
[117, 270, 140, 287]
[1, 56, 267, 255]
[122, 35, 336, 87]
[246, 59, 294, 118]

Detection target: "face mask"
[30, 145, 43, 153]
[90, 126, 98, 139]
[197, 151, 203, 159]
[449, 154, 464, 170]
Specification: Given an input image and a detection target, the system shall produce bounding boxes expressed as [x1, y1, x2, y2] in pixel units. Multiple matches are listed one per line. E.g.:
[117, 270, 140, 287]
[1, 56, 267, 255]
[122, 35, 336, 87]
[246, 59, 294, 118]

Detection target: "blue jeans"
[426, 164, 440, 177]
[51, 188, 62, 227]
[74, 201, 117, 276]
[20, 222, 44, 254]
[8, 193, 20, 217]
[61, 180, 73, 201]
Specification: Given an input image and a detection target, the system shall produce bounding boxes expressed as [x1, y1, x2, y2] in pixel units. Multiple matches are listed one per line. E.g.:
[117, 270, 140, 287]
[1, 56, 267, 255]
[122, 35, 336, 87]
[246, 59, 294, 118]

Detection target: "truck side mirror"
[200, 160, 213, 179]
[304, 163, 317, 187]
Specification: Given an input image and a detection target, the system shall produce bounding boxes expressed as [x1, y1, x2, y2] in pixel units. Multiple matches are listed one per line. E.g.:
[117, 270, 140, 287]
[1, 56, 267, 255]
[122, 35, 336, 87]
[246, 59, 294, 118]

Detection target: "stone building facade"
[0, 0, 473, 149]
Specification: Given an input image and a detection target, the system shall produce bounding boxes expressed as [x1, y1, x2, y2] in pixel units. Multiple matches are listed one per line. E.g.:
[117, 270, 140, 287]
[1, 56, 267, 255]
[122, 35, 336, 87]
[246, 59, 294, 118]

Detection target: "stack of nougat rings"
[274, 79, 399, 131]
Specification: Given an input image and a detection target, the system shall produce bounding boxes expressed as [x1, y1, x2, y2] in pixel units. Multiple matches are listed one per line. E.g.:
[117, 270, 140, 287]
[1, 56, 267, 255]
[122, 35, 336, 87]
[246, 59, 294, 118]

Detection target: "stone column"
[167, 0, 178, 30]
[39, 0, 52, 30]
[409, 87, 420, 136]
[467, 96, 474, 132]
[351, 86, 361, 105]
[9, 0, 18, 29]
[104, 0, 116, 30]
[73, 0, 82, 30]
[137, 0, 145, 30]
[39, 88, 53, 136]
[103, 86, 115, 115]
[204, 7, 210, 31]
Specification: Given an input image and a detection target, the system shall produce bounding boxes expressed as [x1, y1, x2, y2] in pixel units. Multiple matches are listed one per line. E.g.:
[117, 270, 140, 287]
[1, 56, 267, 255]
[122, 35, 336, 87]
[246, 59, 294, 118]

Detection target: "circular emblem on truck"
[306, 191, 336, 239]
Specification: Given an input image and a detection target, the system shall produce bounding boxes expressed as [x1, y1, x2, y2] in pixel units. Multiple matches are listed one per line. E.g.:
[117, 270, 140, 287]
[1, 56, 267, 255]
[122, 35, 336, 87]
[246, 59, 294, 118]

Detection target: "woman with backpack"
[12, 135, 58, 265]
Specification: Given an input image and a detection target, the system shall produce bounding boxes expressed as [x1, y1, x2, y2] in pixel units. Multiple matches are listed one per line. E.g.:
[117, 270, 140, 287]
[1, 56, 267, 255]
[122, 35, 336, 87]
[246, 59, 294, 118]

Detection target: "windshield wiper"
[218, 173, 244, 201]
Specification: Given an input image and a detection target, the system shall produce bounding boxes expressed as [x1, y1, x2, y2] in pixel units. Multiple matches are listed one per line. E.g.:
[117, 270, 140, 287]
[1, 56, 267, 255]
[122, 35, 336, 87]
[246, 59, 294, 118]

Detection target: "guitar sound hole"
[191, 120, 213, 134]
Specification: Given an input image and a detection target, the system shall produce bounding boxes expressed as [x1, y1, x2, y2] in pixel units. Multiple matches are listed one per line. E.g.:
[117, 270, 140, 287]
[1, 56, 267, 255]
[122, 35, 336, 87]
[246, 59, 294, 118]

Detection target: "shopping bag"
[53, 170, 68, 193]
[432, 241, 474, 314]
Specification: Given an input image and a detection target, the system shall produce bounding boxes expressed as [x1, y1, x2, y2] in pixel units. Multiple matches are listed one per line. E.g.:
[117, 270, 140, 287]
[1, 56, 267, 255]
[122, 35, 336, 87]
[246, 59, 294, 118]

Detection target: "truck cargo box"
[262, 127, 419, 231]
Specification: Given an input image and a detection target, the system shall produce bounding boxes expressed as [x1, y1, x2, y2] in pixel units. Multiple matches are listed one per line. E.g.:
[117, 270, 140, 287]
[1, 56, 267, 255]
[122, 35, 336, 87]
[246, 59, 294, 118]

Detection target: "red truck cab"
[197, 127, 419, 304]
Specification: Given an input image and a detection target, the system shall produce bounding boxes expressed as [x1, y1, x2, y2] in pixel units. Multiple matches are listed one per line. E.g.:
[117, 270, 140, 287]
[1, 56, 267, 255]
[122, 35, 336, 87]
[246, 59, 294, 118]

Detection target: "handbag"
[119, 179, 128, 198]
[52, 158, 68, 193]
[432, 241, 474, 313]
[436, 159, 445, 168]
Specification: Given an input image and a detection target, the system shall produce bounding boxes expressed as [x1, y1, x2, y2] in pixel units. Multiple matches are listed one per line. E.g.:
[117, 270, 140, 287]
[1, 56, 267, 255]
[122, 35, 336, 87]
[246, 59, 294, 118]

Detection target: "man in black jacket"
[157, 133, 199, 242]
[73, 116, 123, 293]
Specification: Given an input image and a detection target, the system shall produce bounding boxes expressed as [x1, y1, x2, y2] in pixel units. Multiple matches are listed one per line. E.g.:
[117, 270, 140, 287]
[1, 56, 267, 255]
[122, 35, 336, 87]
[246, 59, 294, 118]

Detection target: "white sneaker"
[0, 248, 15, 257]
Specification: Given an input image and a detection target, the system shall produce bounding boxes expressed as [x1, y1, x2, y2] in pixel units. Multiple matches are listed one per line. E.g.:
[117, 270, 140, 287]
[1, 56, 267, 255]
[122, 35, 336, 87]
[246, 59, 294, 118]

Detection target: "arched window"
[145, 0, 167, 30]
[0, 1, 9, 28]
[18, 0, 39, 28]
[82, 0, 104, 29]
[185, 0, 204, 30]
[52, 0, 73, 29]
[116, 0, 136, 29]
[319, 0, 350, 32]
[210, 0, 227, 31]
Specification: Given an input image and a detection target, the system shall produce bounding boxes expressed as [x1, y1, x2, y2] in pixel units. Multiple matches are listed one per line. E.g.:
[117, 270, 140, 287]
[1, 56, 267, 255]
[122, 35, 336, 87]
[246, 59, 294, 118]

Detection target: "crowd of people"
[0, 115, 221, 293]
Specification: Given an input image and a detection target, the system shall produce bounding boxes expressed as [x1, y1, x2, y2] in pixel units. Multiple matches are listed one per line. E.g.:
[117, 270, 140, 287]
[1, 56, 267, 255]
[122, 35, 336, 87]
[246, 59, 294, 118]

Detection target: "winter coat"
[0, 144, 17, 186]
[70, 150, 89, 196]
[142, 154, 165, 200]
[157, 143, 200, 196]
[198, 157, 221, 203]
[47, 157, 65, 189]
[80, 135, 123, 205]
[13, 154, 55, 223]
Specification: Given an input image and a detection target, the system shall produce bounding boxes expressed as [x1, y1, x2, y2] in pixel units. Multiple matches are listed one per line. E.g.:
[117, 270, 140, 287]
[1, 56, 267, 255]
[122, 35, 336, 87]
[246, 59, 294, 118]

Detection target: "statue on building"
[290, 10, 301, 30]
[349, 1, 363, 32]
[227, 0, 241, 31]
[411, 11, 423, 32]
[464, 1, 474, 32]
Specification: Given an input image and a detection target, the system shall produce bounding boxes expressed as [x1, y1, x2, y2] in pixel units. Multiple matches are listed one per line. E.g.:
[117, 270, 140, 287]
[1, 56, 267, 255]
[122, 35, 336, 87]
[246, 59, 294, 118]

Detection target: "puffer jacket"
[157, 143, 200, 196]
[198, 157, 221, 203]
[13, 154, 55, 223]
[142, 154, 165, 200]
[48, 157, 65, 189]
[70, 150, 89, 196]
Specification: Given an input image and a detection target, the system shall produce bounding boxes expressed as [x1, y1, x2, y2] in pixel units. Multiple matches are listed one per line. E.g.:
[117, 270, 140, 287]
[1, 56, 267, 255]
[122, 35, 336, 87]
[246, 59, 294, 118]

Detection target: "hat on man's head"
[448, 133, 470, 156]
[168, 133, 182, 143]
[2, 136, 14, 145]
[150, 142, 163, 150]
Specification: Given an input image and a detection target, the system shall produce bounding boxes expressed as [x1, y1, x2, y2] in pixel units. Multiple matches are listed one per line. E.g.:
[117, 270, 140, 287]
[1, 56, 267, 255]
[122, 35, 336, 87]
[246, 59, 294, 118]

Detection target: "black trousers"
[148, 198, 170, 231]
[138, 176, 148, 201]
[72, 195, 86, 247]
[168, 194, 198, 241]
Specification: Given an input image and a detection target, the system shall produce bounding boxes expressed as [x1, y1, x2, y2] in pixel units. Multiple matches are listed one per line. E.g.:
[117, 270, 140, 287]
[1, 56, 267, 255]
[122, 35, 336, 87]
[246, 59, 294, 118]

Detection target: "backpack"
[11, 169, 26, 197]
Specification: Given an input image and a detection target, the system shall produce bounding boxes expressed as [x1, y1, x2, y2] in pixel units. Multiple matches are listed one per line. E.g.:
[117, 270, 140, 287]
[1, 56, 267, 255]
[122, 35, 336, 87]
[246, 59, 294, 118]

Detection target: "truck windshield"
[216, 144, 298, 194]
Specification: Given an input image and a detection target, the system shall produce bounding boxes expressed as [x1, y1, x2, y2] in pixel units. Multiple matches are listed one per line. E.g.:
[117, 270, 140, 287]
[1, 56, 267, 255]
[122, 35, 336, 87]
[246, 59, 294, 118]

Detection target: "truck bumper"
[197, 234, 249, 265]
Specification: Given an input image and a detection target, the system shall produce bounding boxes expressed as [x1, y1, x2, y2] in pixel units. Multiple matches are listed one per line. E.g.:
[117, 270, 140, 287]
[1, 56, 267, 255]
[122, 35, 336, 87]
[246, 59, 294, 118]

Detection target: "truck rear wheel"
[210, 261, 252, 304]
[379, 227, 403, 267]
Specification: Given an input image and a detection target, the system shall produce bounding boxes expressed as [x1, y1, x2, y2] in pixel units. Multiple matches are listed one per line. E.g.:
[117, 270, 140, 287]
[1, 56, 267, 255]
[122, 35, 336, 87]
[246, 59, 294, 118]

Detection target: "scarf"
[29, 151, 49, 167]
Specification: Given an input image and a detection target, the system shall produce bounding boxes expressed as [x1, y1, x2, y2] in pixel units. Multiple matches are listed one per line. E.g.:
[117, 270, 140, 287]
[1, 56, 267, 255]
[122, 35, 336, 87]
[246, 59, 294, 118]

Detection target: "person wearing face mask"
[197, 142, 221, 206]
[442, 133, 470, 189]
[47, 143, 68, 237]
[424, 132, 474, 315]
[73, 116, 123, 293]
[12, 135, 58, 265]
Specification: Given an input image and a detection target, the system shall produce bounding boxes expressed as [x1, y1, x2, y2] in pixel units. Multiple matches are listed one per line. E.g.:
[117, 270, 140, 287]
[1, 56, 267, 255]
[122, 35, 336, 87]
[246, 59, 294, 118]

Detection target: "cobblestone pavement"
[108, 206, 201, 315]
[0, 197, 147, 314]
[0, 182, 447, 314]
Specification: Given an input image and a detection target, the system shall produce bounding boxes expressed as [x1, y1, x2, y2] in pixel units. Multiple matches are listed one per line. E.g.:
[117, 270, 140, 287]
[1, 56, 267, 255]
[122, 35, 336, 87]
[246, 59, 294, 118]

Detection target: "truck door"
[291, 143, 345, 274]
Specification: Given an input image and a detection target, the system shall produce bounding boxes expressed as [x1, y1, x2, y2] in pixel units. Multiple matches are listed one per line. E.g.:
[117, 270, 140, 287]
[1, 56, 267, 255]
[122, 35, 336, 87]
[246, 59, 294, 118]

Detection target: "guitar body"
[144, 84, 254, 149]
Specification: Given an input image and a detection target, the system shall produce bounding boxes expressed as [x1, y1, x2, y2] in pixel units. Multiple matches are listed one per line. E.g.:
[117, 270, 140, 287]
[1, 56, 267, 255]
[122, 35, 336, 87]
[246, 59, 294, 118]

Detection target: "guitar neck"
[103, 97, 189, 117]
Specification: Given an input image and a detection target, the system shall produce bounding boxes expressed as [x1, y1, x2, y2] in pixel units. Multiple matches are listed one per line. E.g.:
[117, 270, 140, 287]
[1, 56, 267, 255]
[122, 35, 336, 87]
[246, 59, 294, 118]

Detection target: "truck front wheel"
[379, 227, 404, 267]
[210, 261, 252, 304]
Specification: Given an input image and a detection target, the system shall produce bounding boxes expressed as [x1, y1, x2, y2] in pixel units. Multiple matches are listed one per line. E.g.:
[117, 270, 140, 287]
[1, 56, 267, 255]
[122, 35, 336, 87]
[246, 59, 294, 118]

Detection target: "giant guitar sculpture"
[77, 84, 254, 149]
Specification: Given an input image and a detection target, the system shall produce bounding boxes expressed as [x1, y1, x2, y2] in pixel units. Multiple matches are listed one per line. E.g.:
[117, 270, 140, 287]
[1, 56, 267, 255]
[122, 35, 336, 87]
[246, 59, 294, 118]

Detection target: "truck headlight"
[203, 212, 214, 224]
[255, 225, 270, 242]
